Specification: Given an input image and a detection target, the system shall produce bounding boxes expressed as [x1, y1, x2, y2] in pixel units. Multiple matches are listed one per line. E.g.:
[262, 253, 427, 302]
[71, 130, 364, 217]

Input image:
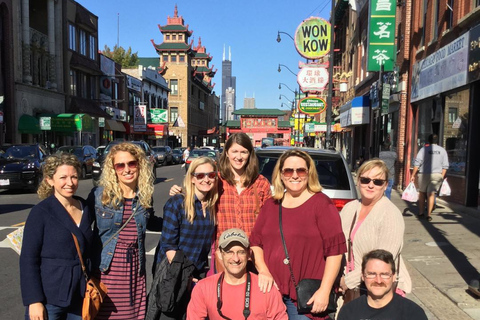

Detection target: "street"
[0, 164, 186, 319]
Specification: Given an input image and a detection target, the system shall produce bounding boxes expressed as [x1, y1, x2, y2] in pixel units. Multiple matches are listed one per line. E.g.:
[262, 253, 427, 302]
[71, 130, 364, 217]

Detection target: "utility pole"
[326, 0, 336, 149]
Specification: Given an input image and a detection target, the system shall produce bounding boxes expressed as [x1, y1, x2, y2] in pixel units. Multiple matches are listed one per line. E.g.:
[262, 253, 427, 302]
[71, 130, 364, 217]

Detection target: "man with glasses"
[186, 228, 287, 320]
[338, 249, 427, 319]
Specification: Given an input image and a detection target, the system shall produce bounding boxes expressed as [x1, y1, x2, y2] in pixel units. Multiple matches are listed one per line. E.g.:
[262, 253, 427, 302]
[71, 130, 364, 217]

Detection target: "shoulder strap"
[102, 202, 136, 248]
[72, 233, 89, 281]
[278, 203, 298, 288]
[347, 211, 358, 265]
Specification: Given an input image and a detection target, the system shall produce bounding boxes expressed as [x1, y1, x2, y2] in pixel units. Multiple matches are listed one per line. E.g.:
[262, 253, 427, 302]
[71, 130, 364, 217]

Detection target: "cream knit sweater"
[340, 196, 412, 293]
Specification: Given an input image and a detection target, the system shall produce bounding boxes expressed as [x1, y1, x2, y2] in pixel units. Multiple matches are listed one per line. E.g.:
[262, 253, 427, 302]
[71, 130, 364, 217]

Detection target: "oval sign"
[294, 17, 331, 59]
[298, 97, 327, 115]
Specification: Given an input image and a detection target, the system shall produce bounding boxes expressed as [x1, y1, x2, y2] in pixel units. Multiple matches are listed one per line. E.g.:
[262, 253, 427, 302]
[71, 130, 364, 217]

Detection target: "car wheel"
[81, 166, 87, 180]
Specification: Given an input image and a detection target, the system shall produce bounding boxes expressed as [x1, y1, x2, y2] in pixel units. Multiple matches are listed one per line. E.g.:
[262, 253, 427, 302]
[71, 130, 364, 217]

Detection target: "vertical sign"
[381, 84, 391, 115]
[134, 105, 147, 132]
[368, 0, 397, 71]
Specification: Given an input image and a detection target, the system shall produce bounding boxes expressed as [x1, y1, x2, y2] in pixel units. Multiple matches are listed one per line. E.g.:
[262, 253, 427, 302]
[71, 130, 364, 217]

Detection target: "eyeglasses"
[192, 171, 217, 180]
[364, 272, 393, 280]
[221, 249, 247, 258]
[281, 168, 308, 178]
[113, 160, 138, 172]
[359, 177, 387, 186]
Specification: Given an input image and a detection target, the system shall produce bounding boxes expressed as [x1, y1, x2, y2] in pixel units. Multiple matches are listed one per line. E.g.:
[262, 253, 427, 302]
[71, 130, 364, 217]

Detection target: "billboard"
[294, 17, 331, 59]
[134, 105, 147, 131]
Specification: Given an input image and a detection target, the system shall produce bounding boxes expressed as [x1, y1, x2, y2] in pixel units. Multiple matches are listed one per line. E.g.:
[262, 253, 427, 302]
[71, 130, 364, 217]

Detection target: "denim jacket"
[88, 187, 162, 275]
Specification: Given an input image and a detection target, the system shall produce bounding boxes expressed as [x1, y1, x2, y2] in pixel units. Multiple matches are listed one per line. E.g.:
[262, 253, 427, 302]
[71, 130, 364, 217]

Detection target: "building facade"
[152, 5, 219, 148]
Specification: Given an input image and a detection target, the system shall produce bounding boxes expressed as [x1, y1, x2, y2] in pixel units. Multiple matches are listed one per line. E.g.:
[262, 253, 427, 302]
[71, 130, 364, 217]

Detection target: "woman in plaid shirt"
[170, 133, 272, 272]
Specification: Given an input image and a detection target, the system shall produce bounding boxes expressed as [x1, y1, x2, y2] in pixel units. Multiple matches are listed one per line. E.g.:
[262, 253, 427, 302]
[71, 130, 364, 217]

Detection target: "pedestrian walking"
[147, 156, 218, 320]
[410, 134, 449, 221]
[183, 146, 191, 162]
[187, 228, 288, 320]
[338, 159, 411, 310]
[337, 249, 427, 320]
[378, 142, 397, 199]
[20, 153, 94, 320]
[87, 142, 163, 319]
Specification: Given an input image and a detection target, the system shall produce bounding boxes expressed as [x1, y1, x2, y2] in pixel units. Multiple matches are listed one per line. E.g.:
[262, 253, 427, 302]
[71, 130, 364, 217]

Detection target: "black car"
[172, 149, 183, 164]
[56, 145, 97, 179]
[92, 140, 156, 186]
[0, 144, 50, 191]
[152, 146, 173, 166]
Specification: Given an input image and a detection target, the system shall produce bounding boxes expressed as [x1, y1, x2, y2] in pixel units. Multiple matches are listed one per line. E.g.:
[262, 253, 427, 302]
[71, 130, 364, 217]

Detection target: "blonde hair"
[183, 157, 218, 224]
[37, 153, 81, 199]
[356, 158, 389, 181]
[271, 149, 322, 200]
[100, 142, 154, 209]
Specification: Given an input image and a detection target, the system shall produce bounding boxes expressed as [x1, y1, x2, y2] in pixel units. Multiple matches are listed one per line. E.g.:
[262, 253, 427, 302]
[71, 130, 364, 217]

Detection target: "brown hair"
[219, 133, 259, 187]
[37, 153, 81, 199]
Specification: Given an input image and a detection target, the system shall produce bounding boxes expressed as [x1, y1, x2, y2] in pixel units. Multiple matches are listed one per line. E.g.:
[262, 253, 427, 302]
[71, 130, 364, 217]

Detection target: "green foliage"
[102, 45, 139, 67]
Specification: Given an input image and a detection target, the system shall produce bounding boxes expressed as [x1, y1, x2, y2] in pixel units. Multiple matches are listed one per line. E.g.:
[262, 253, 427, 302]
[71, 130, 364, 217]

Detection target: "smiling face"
[218, 243, 249, 279]
[226, 142, 250, 173]
[46, 165, 79, 200]
[192, 163, 216, 196]
[362, 258, 396, 301]
[358, 166, 387, 204]
[113, 151, 139, 188]
[280, 156, 309, 197]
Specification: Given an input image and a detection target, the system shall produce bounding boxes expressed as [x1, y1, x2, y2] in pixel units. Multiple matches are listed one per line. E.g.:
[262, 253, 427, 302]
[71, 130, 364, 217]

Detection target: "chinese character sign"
[368, 0, 397, 71]
[297, 63, 329, 93]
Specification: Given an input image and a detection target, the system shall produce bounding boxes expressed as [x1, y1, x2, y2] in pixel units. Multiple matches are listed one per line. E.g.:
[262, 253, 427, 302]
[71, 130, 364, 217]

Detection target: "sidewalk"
[389, 189, 480, 319]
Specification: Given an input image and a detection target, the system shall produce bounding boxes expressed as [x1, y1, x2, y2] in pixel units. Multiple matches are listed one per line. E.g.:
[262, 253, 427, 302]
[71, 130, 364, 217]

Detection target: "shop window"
[170, 79, 178, 95]
[444, 90, 469, 175]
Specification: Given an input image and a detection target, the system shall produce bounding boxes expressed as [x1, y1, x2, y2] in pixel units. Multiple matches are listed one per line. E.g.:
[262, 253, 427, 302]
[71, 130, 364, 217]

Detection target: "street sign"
[98, 117, 105, 128]
[150, 109, 168, 123]
[40, 117, 51, 130]
[381, 84, 391, 115]
[298, 97, 327, 115]
[304, 123, 315, 133]
[367, 0, 397, 71]
[294, 17, 331, 59]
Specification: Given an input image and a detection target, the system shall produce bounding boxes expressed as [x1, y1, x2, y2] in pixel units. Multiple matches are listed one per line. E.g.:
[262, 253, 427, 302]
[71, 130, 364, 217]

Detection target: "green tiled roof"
[154, 42, 190, 51]
[233, 108, 285, 116]
[225, 120, 241, 128]
[278, 120, 292, 128]
[160, 25, 190, 32]
[194, 66, 214, 74]
[194, 52, 210, 58]
[138, 57, 159, 68]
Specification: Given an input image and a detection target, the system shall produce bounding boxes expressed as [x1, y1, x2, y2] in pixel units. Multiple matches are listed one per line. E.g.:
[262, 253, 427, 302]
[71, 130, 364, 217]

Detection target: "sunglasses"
[113, 160, 138, 172]
[192, 171, 217, 180]
[359, 177, 386, 186]
[281, 168, 308, 178]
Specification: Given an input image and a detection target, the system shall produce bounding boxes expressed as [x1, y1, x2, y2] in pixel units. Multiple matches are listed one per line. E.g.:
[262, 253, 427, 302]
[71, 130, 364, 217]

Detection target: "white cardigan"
[340, 196, 412, 293]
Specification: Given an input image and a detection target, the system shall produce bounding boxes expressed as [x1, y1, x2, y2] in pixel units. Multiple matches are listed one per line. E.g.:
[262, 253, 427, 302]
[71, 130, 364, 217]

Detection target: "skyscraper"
[221, 46, 236, 123]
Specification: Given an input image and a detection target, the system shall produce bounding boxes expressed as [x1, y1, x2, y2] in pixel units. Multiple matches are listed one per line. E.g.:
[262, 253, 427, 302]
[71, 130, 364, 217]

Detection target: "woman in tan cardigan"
[339, 159, 412, 301]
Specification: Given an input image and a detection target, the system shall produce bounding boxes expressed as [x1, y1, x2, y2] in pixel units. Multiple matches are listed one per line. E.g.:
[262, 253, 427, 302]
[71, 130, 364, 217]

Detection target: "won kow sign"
[298, 97, 326, 115]
[295, 17, 331, 59]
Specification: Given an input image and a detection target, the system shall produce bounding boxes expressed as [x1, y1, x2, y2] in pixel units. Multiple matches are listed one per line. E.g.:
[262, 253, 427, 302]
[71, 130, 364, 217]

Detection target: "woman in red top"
[170, 133, 271, 270]
[250, 149, 346, 319]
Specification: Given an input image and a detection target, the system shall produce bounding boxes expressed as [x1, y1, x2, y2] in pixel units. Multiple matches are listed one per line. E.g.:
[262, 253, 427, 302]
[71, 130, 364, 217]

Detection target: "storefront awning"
[339, 96, 370, 127]
[38, 113, 94, 133]
[146, 124, 167, 138]
[105, 119, 126, 132]
[18, 114, 41, 134]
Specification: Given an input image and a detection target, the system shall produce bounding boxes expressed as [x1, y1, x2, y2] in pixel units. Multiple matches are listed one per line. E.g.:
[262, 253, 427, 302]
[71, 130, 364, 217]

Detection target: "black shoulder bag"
[278, 203, 337, 315]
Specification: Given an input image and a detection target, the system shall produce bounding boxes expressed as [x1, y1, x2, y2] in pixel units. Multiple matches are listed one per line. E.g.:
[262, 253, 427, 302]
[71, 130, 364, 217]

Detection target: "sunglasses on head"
[281, 167, 308, 178]
[113, 160, 138, 172]
[359, 177, 386, 186]
[192, 171, 217, 180]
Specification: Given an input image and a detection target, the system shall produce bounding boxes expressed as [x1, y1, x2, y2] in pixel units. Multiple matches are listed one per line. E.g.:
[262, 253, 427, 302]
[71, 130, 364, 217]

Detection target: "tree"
[102, 45, 139, 67]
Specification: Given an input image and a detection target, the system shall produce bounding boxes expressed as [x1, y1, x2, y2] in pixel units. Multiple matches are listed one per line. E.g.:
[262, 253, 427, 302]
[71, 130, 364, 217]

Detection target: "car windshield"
[172, 150, 182, 154]
[257, 152, 350, 190]
[57, 147, 82, 158]
[190, 150, 215, 158]
[153, 147, 166, 152]
[1, 146, 37, 159]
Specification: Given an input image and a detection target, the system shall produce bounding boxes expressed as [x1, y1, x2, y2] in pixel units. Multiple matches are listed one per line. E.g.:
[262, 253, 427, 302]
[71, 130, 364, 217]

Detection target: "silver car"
[255, 147, 357, 211]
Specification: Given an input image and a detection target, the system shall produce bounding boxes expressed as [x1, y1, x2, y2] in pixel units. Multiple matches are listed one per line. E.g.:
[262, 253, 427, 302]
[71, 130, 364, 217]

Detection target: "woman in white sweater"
[339, 159, 412, 300]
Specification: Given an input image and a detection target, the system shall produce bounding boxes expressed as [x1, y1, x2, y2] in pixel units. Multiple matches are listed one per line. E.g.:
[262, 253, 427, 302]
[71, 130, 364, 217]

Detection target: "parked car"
[92, 140, 156, 186]
[172, 149, 183, 164]
[185, 149, 220, 172]
[0, 144, 50, 191]
[56, 145, 97, 179]
[96, 145, 107, 157]
[255, 147, 357, 212]
[152, 146, 173, 166]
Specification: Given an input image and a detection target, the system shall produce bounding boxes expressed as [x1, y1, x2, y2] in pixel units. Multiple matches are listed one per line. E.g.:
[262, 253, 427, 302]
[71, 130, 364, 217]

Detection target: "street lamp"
[279, 94, 293, 103]
[279, 82, 297, 94]
[277, 31, 295, 43]
[278, 64, 297, 77]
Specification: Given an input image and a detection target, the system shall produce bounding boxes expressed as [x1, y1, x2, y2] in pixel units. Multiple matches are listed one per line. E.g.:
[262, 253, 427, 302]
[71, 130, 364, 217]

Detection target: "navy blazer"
[20, 195, 94, 307]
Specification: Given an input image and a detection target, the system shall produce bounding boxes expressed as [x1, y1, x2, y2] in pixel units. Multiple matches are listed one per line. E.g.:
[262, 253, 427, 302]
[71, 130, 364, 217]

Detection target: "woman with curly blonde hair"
[149, 156, 218, 319]
[21, 153, 95, 319]
[87, 142, 162, 319]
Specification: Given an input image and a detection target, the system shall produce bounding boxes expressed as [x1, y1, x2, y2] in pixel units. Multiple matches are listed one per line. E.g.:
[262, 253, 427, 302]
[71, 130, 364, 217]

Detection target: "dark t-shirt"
[337, 294, 428, 320]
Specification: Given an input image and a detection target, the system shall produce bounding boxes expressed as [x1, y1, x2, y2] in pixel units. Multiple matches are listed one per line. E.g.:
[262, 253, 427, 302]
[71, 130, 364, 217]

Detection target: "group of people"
[20, 132, 430, 320]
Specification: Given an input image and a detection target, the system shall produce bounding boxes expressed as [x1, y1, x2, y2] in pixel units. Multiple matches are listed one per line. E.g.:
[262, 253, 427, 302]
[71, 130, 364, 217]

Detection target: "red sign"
[241, 118, 277, 129]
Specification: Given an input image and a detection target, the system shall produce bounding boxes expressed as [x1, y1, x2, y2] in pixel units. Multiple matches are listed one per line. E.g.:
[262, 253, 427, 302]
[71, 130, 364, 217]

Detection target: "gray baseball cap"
[218, 228, 249, 249]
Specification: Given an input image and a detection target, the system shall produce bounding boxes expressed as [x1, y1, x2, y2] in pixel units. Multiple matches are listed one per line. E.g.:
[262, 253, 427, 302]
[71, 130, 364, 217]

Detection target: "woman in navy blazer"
[20, 153, 94, 320]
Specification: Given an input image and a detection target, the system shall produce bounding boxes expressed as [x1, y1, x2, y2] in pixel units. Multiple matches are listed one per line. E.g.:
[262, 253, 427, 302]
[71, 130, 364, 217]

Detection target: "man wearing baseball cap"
[187, 228, 287, 319]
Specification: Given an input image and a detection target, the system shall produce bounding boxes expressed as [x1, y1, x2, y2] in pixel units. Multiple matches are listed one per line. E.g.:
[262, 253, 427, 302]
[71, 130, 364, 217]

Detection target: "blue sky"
[77, 0, 332, 110]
